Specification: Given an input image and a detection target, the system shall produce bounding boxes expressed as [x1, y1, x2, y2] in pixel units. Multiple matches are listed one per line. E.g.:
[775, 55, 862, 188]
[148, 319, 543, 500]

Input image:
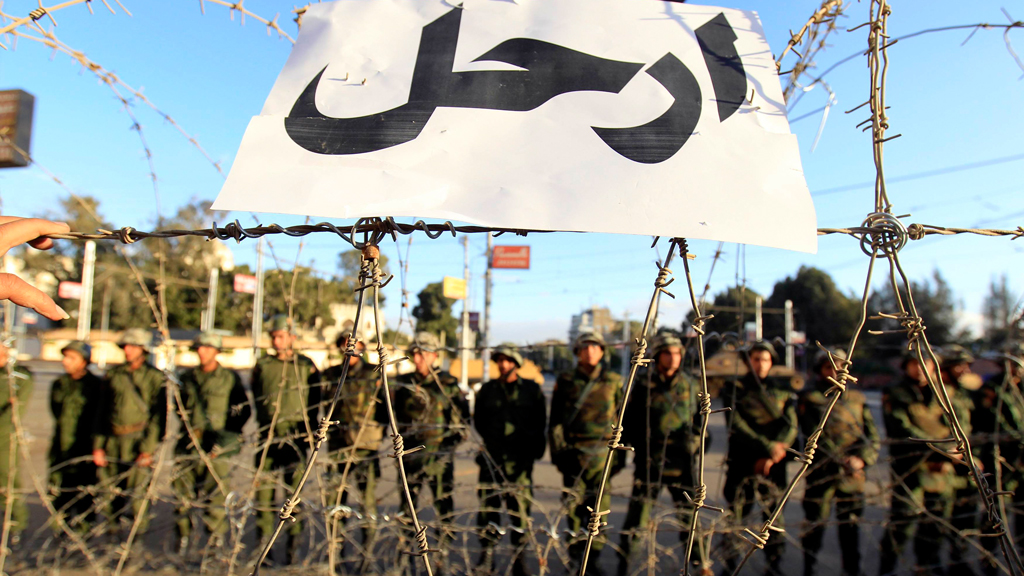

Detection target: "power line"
[813, 152, 1024, 196]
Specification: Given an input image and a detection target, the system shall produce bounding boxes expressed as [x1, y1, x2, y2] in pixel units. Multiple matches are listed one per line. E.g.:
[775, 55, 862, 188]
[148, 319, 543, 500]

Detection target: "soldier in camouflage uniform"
[322, 330, 386, 546]
[973, 341, 1024, 575]
[939, 344, 983, 576]
[172, 332, 250, 554]
[251, 314, 322, 563]
[549, 331, 625, 566]
[94, 328, 167, 533]
[880, 351, 970, 575]
[49, 341, 102, 534]
[393, 332, 470, 555]
[798, 348, 879, 576]
[474, 343, 546, 576]
[0, 340, 33, 544]
[721, 341, 797, 575]
[618, 333, 698, 576]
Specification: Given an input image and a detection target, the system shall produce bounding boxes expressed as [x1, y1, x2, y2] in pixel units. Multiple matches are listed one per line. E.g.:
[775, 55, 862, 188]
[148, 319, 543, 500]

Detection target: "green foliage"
[763, 266, 860, 348]
[866, 269, 965, 358]
[411, 281, 459, 347]
[686, 285, 763, 338]
[982, 274, 1023, 348]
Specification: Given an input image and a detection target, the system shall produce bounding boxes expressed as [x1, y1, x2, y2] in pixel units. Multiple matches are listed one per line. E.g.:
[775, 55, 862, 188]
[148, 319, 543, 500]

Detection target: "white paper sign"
[214, 0, 817, 253]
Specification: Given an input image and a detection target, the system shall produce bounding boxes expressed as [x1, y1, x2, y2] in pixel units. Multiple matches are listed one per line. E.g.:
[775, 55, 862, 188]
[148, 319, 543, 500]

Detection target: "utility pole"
[251, 239, 266, 359]
[459, 236, 471, 390]
[77, 240, 96, 341]
[203, 267, 219, 332]
[620, 311, 630, 380]
[481, 232, 493, 382]
[784, 299, 794, 369]
[755, 296, 763, 341]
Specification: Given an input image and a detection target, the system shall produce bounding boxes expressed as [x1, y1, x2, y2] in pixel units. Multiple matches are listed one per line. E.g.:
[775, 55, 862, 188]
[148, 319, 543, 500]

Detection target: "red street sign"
[234, 274, 258, 294]
[492, 246, 530, 269]
[58, 281, 83, 300]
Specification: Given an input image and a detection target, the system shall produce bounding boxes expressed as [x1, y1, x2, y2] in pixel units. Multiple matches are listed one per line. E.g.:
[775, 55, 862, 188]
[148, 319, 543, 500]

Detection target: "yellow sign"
[443, 276, 466, 300]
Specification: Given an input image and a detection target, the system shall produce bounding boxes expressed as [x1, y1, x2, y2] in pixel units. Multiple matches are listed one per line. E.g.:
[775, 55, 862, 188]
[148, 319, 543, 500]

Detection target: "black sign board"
[0, 89, 35, 168]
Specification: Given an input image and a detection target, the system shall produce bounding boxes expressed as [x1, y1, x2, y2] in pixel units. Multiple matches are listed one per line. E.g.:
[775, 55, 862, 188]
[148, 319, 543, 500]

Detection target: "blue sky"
[1, 0, 1022, 344]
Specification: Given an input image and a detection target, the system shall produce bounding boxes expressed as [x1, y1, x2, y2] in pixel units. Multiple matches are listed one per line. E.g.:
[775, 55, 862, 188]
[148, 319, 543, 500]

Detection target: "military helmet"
[940, 344, 974, 367]
[267, 314, 293, 334]
[813, 347, 847, 371]
[335, 329, 354, 349]
[744, 340, 778, 362]
[651, 332, 684, 356]
[61, 340, 92, 364]
[492, 342, 523, 367]
[192, 331, 223, 351]
[119, 328, 153, 350]
[574, 331, 605, 352]
[409, 332, 441, 354]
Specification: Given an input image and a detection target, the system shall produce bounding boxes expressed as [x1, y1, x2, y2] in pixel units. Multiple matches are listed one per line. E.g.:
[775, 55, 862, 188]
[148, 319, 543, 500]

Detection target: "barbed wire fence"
[1, 1, 1023, 575]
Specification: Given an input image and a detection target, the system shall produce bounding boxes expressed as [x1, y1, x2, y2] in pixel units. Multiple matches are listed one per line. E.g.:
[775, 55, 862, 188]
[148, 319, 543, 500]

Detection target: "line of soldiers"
[2, 320, 1022, 576]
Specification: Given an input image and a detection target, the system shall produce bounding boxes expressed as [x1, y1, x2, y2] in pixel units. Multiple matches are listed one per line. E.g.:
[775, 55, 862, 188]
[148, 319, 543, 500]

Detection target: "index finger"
[0, 218, 71, 255]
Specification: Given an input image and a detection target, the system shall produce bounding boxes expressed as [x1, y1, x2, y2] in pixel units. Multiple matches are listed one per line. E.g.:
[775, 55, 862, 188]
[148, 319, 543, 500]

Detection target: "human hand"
[136, 452, 153, 468]
[92, 448, 107, 468]
[844, 455, 865, 471]
[769, 442, 787, 463]
[754, 457, 774, 476]
[0, 217, 71, 321]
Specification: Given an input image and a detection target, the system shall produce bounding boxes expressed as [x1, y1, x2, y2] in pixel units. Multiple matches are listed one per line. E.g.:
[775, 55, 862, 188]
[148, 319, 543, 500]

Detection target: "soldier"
[49, 341, 103, 534]
[618, 332, 698, 576]
[251, 314, 322, 563]
[322, 330, 386, 547]
[0, 340, 33, 545]
[474, 343, 546, 575]
[94, 328, 167, 533]
[880, 351, 968, 575]
[721, 341, 797, 576]
[393, 332, 470, 559]
[939, 344, 982, 576]
[548, 331, 624, 568]
[798, 348, 879, 576]
[172, 332, 250, 554]
[973, 341, 1024, 576]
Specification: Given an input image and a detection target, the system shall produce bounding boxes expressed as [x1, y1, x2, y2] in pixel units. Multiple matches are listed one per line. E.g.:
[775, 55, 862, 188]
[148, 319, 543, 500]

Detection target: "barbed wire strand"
[576, 237, 680, 576]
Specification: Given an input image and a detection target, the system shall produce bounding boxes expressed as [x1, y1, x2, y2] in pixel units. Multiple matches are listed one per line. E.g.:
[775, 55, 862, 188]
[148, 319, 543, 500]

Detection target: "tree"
[763, 266, 860, 348]
[866, 269, 964, 358]
[687, 285, 763, 338]
[338, 249, 389, 279]
[982, 274, 1023, 348]
[412, 282, 459, 348]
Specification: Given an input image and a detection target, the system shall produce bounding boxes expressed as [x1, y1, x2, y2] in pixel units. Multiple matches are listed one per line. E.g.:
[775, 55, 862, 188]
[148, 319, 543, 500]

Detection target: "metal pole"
[459, 237, 470, 390]
[620, 311, 630, 380]
[204, 267, 220, 332]
[251, 239, 266, 360]
[784, 299, 794, 369]
[755, 295, 763, 341]
[482, 233, 493, 382]
[98, 278, 112, 369]
[77, 240, 96, 341]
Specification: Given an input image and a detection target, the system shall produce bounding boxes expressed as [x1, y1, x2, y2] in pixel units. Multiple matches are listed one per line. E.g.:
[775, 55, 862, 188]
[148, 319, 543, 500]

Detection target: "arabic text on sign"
[58, 281, 84, 300]
[491, 246, 531, 269]
[443, 276, 467, 300]
[234, 274, 258, 294]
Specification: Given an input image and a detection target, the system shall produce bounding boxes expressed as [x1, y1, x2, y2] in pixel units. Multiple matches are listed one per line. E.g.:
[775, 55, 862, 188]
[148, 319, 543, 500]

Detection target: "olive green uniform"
[49, 370, 103, 532]
[95, 362, 167, 531]
[797, 376, 880, 576]
[548, 364, 625, 561]
[0, 366, 33, 538]
[722, 372, 798, 573]
[880, 377, 967, 575]
[973, 371, 1024, 574]
[322, 358, 386, 543]
[619, 366, 699, 559]
[393, 369, 470, 545]
[251, 352, 321, 543]
[474, 375, 547, 549]
[173, 363, 250, 539]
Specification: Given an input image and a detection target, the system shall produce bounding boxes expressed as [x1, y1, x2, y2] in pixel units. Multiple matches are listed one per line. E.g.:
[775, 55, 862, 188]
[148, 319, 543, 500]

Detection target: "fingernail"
[55, 305, 70, 320]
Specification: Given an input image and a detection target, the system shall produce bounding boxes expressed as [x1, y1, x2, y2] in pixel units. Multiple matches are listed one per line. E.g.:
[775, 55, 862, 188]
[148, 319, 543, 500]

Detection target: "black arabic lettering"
[284, 7, 746, 164]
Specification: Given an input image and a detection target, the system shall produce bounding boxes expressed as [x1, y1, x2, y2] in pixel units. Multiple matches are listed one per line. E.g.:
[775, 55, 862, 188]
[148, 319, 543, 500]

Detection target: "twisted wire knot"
[314, 417, 335, 444]
[631, 340, 649, 367]
[279, 497, 300, 522]
[691, 314, 713, 336]
[691, 483, 707, 508]
[118, 226, 137, 244]
[859, 212, 908, 257]
[907, 223, 926, 241]
[29, 7, 47, 20]
[586, 506, 609, 537]
[698, 392, 712, 415]
[800, 431, 820, 465]
[743, 527, 770, 549]
[391, 433, 406, 457]
[608, 426, 630, 451]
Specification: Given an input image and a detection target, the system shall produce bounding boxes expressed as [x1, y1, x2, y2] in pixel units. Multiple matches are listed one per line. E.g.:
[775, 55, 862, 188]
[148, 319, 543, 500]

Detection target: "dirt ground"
[5, 361, 954, 576]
